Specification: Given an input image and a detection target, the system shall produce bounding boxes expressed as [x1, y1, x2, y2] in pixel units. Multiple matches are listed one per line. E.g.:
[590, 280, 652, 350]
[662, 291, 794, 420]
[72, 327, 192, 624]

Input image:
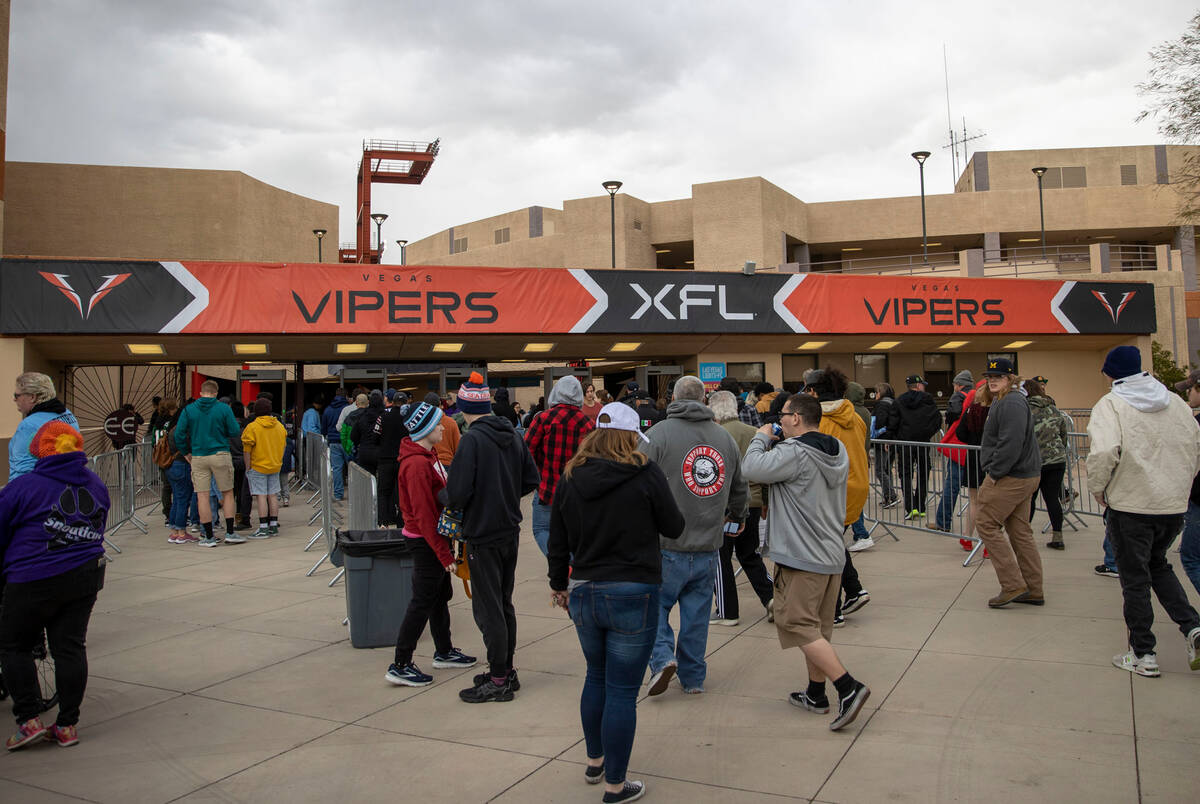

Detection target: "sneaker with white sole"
[833, 613, 846, 628]
[385, 662, 433, 687]
[1186, 627, 1200, 672]
[1112, 650, 1160, 677]
[841, 591, 870, 615]
[847, 537, 875, 552]
[709, 616, 740, 627]
[647, 662, 676, 696]
[432, 648, 477, 668]
[788, 691, 830, 714]
[830, 682, 871, 731]
[1094, 565, 1120, 579]
[246, 526, 272, 540]
[223, 532, 246, 545]
[197, 536, 221, 548]
[602, 780, 646, 803]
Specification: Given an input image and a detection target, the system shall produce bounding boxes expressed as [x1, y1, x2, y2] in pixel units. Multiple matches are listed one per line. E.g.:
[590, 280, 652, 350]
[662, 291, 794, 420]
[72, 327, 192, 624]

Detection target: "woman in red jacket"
[385, 403, 477, 687]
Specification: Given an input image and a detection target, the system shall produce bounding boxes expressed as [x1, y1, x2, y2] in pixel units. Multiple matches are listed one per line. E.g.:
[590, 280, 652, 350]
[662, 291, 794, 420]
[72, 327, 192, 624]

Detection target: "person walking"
[0, 421, 108, 750]
[241, 398, 287, 539]
[548, 402, 685, 802]
[581, 382, 604, 421]
[640, 376, 748, 697]
[1175, 369, 1200, 596]
[932, 370, 974, 533]
[974, 358, 1044, 608]
[525, 376, 595, 557]
[443, 373, 540, 703]
[870, 383, 899, 509]
[844, 381, 876, 551]
[385, 402, 477, 687]
[375, 390, 409, 527]
[707, 390, 774, 626]
[9, 372, 80, 482]
[884, 375, 942, 521]
[1086, 346, 1200, 676]
[173, 380, 243, 547]
[1025, 378, 1070, 550]
[741, 393, 872, 732]
[321, 389, 350, 501]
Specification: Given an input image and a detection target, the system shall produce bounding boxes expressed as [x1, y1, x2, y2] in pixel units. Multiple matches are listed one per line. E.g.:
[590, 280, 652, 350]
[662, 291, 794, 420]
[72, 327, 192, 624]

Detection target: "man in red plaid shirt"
[525, 375, 595, 556]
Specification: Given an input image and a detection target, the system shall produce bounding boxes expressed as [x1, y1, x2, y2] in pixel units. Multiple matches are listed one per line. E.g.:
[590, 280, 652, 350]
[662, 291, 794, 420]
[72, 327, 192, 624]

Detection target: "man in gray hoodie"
[742, 393, 871, 731]
[640, 376, 748, 696]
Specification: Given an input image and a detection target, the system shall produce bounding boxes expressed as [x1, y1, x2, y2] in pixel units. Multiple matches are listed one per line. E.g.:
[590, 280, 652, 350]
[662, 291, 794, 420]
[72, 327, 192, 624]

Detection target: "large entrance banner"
[0, 259, 1156, 336]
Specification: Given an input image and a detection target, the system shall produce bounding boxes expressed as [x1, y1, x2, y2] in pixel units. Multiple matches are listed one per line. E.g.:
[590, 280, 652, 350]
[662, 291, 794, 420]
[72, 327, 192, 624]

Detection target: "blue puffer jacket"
[8, 400, 80, 482]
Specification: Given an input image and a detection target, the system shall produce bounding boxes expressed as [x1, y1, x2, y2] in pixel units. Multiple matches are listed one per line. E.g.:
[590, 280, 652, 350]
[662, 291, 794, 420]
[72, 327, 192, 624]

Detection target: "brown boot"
[988, 588, 1028, 608]
[1046, 532, 1065, 550]
[1012, 590, 1045, 606]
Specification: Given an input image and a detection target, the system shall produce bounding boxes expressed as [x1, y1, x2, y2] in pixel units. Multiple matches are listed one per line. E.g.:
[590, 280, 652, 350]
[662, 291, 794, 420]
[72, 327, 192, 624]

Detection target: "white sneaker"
[709, 616, 740, 627]
[1112, 650, 1160, 678]
[1187, 627, 1200, 672]
[766, 598, 775, 623]
[647, 662, 676, 696]
[848, 537, 875, 553]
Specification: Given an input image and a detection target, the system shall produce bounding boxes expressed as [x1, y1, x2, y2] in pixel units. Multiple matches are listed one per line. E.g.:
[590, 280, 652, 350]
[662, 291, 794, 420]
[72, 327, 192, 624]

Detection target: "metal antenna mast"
[941, 46, 986, 183]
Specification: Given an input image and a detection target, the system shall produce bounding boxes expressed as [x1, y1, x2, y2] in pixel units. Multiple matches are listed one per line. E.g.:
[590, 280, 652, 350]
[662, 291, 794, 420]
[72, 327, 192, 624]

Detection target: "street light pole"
[1032, 167, 1048, 258]
[602, 180, 623, 268]
[370, 213, 388, 264]
[312, 229, 327, 263]
[396, 239, 408, 267]
[911, 151, 931, 262]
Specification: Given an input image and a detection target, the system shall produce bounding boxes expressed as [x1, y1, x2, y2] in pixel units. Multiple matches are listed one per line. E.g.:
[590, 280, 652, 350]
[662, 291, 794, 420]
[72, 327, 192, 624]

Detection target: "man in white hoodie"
[1086, 346, 1200, 677]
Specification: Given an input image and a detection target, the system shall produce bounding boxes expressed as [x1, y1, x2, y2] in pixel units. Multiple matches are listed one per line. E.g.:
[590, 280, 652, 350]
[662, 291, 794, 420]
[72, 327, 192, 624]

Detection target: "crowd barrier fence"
[304, 440, 344, 586]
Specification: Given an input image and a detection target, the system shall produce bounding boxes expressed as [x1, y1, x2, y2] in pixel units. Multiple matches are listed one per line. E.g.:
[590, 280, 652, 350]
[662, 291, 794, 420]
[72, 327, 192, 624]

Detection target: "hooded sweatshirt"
[8, 399, 80, 482]
[844, 382, 872, 451]
[0, 451, 109, 583]
[640, 399, 749, 551]
[396, 437, 453, 567]
[442, 414, 540, 546]
[981, 389, 1041, 480]
[818, 399, 870, 526]
[742, 431, 847, 575]
[1029, 395, 1068, 466]
[887, 388, 942, 442]
[173, 397, 240, 457]
[321, 395, 349, 443]
[241, 414, 287, 474]
[350, 396, 386, 465]
[548, 458, 685, 590]
[525, 376, 595, 505]
[1086, 372, 1200, 515]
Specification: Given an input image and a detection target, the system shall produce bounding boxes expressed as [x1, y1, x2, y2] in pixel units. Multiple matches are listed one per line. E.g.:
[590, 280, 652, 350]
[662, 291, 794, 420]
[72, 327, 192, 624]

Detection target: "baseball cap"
[905, 374, 926, 385]
[1175, 368, 1200, 393]
[596, 401, 649, 442]
[982, 357, 1014, 376]
[1030, 375, 1049, 385]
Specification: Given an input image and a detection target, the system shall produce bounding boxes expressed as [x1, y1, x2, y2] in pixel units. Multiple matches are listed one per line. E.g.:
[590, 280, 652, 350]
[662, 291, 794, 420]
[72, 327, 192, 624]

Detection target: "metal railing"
[303, 438, 345, 586]
[347, 463, 378, 531]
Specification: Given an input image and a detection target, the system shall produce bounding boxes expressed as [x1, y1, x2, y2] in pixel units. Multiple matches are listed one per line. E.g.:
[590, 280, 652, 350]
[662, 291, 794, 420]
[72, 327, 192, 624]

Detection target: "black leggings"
[1029, 462, 1067, 532]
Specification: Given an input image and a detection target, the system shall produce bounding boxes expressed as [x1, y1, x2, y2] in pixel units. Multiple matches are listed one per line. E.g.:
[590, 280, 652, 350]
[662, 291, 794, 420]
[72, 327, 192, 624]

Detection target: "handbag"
[436, 507, 463, 540]
[453, 540, 472, 599]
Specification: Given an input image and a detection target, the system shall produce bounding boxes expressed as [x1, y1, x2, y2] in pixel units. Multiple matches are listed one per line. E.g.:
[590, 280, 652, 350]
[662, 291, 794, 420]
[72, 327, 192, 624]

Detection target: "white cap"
[596, 401, 649, 442]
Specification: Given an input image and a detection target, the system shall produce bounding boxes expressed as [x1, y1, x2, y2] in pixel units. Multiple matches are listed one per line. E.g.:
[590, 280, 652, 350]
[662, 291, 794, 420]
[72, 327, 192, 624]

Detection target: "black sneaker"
[472, 669, 520, 691]
[433, 648, 477, 668]
[841, 591, 870, 615]
[830, 682, 870, 731]
[882, 497, 900, 509]
[384, 662, 433, 687]
[1094, 565, 1120, 579]
[833, 613, 846, 628]
[459, 677, 514, 703]
[788, 691, 830, 714]
[602, 780, 646, 803]
[585, 763, 605, 785]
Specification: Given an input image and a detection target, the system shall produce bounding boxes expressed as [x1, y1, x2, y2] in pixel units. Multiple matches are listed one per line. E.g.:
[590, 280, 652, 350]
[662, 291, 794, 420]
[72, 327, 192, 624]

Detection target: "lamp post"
[312, 229, 327, 263]
[395, 239, 408, 267]
[370, 213, 388, 263]
[602, 180, 622, 268]
[911, 151, 931, 262]
[1032, 167, 1048, 258]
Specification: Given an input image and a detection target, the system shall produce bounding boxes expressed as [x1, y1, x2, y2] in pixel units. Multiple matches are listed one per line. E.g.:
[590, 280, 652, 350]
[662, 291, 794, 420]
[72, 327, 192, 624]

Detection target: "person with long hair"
[954, 380, 992, 551]
[549, 402, 684, 803]
[1025, 379, 1069, 549]
[975, 358, 1044, 608]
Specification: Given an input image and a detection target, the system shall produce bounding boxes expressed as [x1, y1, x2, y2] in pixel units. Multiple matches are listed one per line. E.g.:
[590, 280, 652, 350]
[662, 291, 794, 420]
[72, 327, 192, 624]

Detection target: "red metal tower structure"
[340, 138, 440, 263]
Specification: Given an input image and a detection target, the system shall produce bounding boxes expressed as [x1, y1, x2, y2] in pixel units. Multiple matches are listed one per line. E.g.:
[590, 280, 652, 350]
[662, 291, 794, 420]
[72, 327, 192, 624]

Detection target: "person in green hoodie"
[173, 380, 242, 547]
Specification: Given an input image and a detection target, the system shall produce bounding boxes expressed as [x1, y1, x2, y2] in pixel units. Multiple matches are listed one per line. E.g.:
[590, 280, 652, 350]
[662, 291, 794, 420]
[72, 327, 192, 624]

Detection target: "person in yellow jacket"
[803, 368, 871, 625]
[241, 398, 287, 538]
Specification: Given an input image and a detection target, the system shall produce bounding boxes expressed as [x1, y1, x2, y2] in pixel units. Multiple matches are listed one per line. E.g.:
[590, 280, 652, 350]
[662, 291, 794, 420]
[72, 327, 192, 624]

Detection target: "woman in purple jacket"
[0, 420, 108, 751]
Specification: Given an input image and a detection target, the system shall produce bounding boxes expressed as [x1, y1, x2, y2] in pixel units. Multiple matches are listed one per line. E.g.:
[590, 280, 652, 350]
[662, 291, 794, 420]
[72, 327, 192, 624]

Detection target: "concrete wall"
[2, 163, 339, 262]
[962, 146, 1200, 193]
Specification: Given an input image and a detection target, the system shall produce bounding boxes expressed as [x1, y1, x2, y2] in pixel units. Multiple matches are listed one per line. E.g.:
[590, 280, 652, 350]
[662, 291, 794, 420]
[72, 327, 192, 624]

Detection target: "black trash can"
[337, 529, 414, 649]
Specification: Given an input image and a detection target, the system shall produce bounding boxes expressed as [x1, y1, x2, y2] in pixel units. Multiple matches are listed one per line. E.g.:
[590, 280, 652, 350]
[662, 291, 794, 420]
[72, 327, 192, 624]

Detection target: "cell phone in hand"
[723, 521, 740, 534]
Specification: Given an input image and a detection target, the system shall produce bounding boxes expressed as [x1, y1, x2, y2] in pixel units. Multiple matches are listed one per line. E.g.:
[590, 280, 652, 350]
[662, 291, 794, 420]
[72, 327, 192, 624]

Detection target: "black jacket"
[549, 458, 684, 590]
[350, 400, 385, 465]
[492, 400, 520, 427]
[887, 390, 942, 442]
[378, 405, 408, 464]
[945, 389, 967, 428]
[872, 397, 895, 438]
[441, 415, 540, 546]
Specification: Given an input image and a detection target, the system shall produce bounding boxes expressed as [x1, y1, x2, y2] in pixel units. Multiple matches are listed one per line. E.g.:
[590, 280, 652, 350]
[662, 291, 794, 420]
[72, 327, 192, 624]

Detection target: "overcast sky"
[7, 1, 1196, 262]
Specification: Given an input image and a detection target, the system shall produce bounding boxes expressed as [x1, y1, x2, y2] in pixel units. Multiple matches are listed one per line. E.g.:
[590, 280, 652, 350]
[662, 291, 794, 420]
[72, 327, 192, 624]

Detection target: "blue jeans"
[851, 513, 869, 540]
[569, 581, 660, 786]
[1103, 534, 1117, 571]
[936, 459, 963, 530]
[651, 549, 717, 690]
[532, 499, 552, 557]
[1182, 501, 1200, 596]
[329, 443, 346, 500]
[166, 460, 193, 529]
[188, 492, 200, 526]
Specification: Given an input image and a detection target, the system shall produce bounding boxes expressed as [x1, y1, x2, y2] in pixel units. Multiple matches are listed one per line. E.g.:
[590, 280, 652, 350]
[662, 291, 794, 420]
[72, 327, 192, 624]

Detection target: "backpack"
[153, 429, 176, 468]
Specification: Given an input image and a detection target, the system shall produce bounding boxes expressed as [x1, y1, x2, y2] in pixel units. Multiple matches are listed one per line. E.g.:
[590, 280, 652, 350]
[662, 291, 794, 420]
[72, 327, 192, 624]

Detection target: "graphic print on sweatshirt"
[42, 486, 106, 550]
[682, 445, 726, 497]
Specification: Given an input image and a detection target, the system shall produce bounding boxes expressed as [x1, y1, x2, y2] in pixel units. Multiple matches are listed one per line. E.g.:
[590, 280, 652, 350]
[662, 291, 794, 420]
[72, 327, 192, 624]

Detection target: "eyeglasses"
[12, 392, 30, 400]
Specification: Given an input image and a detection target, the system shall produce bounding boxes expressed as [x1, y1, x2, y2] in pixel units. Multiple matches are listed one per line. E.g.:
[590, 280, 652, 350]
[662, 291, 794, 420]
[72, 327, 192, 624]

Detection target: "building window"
[782, 354, 818, 393]
[1120, 164, 1137, 185]
[1040, 166, 1087, 190]
[923, 353, 955, 402]
[987, 352, 1018, 374]
[452, 237, 468, 254]
[633, 219, 643, 230]
[494, 227, 510, 245]
[726, 361, 765, 386]
[854, 354, 888, 397]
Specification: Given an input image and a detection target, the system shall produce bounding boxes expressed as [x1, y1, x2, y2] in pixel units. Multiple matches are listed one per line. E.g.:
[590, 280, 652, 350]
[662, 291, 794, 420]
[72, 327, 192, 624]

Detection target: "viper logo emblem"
[1092, 290, 1136, 324]
[38, 271, 132, 319]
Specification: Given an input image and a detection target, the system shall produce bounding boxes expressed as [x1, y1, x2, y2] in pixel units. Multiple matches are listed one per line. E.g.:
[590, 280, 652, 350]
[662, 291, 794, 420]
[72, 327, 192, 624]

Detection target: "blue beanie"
[456, 371, 492, 414]
[403, 402, 443, 441]
[1102, 346, 1142, 380]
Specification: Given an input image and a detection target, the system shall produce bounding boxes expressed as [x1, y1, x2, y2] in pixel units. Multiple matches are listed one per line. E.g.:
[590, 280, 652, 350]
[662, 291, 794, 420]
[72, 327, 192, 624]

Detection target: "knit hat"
[953, 370, 974, 386]
[456, 371, 492, 414]
[1102, 346, 1142, 380]
[424, 391, 442, 406]
[385, 388, 397, 402]
[31, 420, 84, 458]
[253, 398, 272, 416]
[403, 402, 444, 441]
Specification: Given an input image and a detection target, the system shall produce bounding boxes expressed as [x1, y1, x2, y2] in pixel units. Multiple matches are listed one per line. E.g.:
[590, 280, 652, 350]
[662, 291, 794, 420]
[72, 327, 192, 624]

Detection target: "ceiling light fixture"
[335, 344, 368, 354]
[842, 247, 864, 252]
[431, 343, 464, 353]
[609, 342, 642, 352]
[233, 343, 269, 355]
[522, 342, 555, 353]
[126, 344, 165, 355]
[871, 341, 900, 350]
[796, 341, 829, 350]
[1003, 340, 1033, 349]
[1017, 238, 1040, 243]
[939, 340, 969, 349]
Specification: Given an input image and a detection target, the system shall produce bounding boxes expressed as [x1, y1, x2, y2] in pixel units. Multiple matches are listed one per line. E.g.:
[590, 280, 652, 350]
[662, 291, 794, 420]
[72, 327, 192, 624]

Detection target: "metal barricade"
[347, 463, 378, 531]
[1062, 432, 1103, 521]
[304, 440, 344, 586]
[86, 449, 130, 553]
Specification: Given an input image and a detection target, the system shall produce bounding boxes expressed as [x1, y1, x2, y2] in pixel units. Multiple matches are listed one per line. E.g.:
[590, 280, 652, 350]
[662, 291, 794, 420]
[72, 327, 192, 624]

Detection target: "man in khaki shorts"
[173, 380, 242, 547]
[742, 393, 871, 732]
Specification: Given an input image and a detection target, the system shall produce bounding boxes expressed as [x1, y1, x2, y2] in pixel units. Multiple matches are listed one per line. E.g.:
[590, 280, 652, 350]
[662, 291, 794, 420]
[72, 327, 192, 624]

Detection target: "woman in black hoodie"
[548, 402, 684, 804]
